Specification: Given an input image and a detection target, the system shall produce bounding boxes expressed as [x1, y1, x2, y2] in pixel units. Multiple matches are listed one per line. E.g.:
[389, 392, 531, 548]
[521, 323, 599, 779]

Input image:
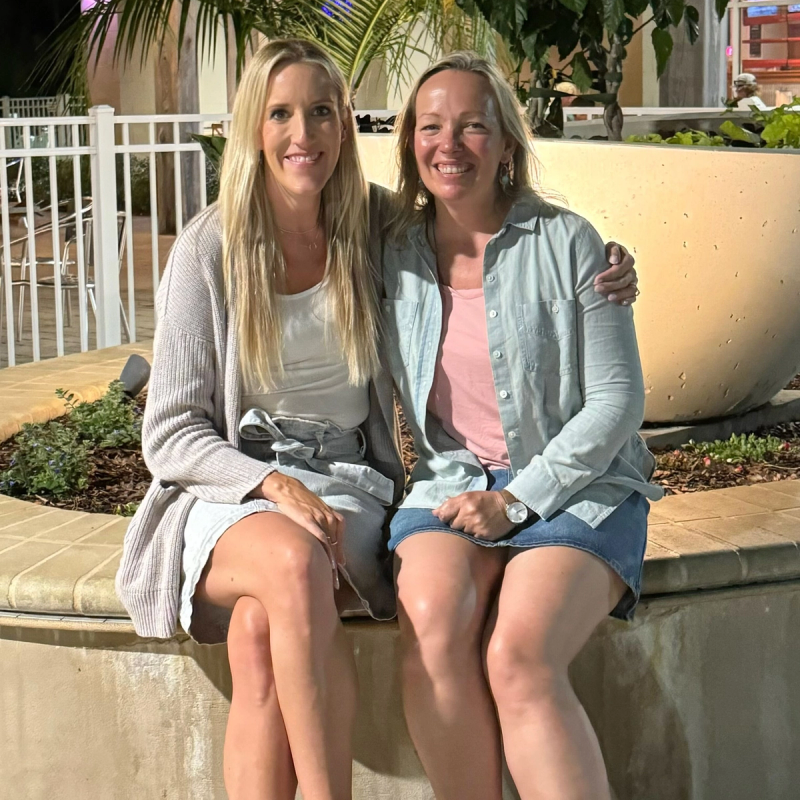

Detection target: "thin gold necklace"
[277, 222, 322, 250]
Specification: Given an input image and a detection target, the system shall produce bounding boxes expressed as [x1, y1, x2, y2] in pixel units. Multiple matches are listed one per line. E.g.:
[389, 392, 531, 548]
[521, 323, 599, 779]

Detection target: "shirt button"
[493, 350, 502, 359]
[499, 390, 509, 399]
[551, 303, 559, 313]
[486, 275, 496, 283]
[489, 310, 498, 318]
[508, 431, 517, 439]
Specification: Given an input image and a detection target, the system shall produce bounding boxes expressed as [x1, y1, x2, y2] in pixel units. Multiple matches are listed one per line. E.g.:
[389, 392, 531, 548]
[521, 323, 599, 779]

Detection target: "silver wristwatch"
[501, 490, 529, 525]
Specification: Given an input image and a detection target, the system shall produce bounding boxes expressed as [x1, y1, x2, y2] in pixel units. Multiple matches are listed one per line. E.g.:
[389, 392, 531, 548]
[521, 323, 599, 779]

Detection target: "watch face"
[506, 502, 528, 525]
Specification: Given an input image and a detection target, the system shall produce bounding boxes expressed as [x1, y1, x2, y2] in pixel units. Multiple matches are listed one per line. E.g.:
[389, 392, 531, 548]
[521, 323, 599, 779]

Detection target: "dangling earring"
[499, 161, 511, 187]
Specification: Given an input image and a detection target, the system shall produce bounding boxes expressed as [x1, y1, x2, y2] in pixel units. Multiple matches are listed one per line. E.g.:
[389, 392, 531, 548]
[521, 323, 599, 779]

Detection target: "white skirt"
[179, 409, 397, 644]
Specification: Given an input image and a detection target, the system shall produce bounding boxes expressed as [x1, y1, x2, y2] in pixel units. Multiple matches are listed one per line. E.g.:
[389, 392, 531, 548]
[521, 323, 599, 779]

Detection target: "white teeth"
[437, 164, 469, 174]
[287, 154, 321, 163]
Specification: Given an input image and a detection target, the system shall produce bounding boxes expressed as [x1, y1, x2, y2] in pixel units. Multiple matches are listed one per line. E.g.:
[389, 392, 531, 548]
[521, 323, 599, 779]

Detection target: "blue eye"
[270, 109, 288, 120]
[313, 105, 333, 116]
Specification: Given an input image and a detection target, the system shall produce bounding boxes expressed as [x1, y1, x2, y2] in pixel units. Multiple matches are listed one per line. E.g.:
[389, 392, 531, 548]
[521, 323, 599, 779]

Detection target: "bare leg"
[223, 596, 297, 800]
[197, 512, 357, 800]
[394, 533, 507, 800]
[485, 546, 626, 800]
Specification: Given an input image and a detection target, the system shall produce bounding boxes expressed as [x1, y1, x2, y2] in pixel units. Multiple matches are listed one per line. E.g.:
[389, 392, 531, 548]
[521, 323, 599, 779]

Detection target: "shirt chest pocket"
[381, 298, 419, 367]
[516, 299, 577, 375]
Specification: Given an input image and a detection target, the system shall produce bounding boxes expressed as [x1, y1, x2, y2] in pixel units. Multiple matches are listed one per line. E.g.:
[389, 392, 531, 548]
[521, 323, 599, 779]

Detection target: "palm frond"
[29, 0, 278, 100]
[287, 0, 428, 93]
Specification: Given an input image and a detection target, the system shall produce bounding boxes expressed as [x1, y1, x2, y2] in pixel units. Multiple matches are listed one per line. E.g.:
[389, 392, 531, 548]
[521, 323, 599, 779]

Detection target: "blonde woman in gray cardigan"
[116, 40, 406, 800]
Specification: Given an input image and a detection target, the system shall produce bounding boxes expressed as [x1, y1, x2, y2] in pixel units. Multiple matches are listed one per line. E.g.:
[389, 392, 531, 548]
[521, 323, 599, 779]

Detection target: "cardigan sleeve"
[505, 219, 646, 519]
[141, 211, 274, 503]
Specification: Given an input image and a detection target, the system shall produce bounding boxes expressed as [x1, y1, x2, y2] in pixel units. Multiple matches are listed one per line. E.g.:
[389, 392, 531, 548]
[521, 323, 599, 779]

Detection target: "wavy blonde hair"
[392, 51, 541, 236]
[218, 39, 378, 389]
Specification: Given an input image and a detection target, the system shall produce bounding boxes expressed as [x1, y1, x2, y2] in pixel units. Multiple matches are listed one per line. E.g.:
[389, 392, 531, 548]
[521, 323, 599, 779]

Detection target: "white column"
[89, 105, 121, 348]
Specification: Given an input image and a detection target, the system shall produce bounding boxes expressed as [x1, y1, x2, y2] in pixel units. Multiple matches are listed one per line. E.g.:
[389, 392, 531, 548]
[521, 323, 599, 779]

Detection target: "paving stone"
[0, 540, 66, 608]
[30, 513, 118, 544]
[642, 540, 687, 595]
[682, 520, 800, 584]
[0, 506, 58, 533]
[712, 484, 800, 512]
[80, 518, 129, 545]
[648, 523, 743, 590]
[74, 549, 126, 616]
[8, 543, 116, 613]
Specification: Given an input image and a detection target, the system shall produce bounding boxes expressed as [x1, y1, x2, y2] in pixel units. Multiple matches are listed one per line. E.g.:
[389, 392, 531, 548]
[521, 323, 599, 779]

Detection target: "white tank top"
[241, 281, 369, 430]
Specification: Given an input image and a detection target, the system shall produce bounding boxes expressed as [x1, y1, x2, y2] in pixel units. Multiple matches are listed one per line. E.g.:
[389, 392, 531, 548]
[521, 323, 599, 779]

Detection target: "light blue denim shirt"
[381, 194, 664, 528]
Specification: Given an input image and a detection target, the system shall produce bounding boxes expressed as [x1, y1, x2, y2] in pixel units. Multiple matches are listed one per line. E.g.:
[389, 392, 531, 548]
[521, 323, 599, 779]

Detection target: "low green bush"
[683, 433, 786, 464]
[0, 380, 142, 501]
[56, 380, 142, 449]
[0, 423, 90, 497]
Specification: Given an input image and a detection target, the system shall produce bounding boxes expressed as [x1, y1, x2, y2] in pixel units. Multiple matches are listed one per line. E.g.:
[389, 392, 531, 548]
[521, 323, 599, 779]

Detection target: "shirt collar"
[408, 191, 544, 247]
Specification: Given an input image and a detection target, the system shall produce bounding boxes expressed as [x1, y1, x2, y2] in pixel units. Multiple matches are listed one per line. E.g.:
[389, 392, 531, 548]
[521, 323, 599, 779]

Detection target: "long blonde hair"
[218, 39, 379, 389]
[392, 51, 541, 237]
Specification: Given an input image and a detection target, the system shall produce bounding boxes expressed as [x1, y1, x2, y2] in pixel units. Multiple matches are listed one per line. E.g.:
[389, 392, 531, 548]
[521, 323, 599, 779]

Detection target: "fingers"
[610, 283, 640, 306]
[595, 271, 636, 292]
[605, 242, 623, 265]
[432, 497, 456, 523]
[305, 519, 340, 591]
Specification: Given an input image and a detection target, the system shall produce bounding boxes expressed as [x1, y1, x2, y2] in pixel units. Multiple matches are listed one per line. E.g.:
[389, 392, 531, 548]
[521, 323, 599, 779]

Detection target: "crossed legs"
[395, 535, 626, 800]
[195, 511, 357, 800]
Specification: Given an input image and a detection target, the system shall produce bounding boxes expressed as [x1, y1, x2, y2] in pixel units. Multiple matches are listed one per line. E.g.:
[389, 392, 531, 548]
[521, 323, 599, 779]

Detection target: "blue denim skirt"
[388, 469, 650, 620]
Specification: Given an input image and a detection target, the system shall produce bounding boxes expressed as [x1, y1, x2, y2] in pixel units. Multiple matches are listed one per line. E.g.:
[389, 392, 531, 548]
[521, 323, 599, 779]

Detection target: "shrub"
[684, 433, 785, 464]
[0, 423, 90, 497]
[56, 380, 142, 449]
[0, 380, 141, 499]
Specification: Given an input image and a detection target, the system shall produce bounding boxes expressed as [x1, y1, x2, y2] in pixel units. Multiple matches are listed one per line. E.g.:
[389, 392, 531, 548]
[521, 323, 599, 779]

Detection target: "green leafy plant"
[0, 423, 90, 497]
[459, 0, 727, 140]
[722, 100, 800, 149]
[626, 129, 725, 146]
[683, 433, 786, 464]
[56, 380, 142, 450]
[0, 381, 142, 500]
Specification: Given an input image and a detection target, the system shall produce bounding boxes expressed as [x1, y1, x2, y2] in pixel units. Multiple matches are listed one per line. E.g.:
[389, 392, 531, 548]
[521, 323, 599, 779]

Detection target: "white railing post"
[89, 105, 121, 348]
[0, 97, 8, 118]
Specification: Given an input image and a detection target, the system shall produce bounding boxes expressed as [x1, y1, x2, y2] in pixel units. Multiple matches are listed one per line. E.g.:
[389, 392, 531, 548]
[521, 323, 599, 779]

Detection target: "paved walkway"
[0, 345, 799, 626]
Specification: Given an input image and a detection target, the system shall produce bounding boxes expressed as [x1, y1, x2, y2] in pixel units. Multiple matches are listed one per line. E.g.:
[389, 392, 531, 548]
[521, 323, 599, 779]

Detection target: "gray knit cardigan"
[116, 186, 405, 639]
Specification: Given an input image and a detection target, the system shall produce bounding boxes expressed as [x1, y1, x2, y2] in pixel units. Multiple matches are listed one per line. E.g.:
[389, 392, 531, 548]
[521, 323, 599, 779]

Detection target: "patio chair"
[6, 211, 130, 344]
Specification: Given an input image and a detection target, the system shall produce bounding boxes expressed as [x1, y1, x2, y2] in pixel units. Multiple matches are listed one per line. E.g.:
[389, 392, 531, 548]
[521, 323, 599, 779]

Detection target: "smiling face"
[413, 69, 513, 212]
[261, 61, 344, 206]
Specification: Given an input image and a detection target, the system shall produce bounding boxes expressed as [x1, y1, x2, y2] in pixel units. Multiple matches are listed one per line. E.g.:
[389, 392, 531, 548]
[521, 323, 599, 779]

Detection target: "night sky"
[0, 0, 80, 97]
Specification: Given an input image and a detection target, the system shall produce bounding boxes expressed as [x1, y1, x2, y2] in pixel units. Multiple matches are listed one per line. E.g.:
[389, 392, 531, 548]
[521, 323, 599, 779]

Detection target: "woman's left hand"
[433, 491, 515, 541]
[595, 242, 639, 305]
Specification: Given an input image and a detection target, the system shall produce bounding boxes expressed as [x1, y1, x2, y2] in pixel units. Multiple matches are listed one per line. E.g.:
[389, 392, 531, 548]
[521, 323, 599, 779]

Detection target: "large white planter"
[358, 136, 800, 423]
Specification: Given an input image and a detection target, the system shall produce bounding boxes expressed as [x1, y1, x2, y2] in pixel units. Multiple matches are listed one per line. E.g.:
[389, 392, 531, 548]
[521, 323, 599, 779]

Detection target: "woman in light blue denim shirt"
[382, 54, 664, 800]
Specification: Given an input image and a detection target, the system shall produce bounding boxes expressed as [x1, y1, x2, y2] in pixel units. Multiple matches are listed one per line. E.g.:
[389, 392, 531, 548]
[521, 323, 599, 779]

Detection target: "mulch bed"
[650, 420, 800, 495]
[0, 392, 151, 516]
[1, 376, 799, 513]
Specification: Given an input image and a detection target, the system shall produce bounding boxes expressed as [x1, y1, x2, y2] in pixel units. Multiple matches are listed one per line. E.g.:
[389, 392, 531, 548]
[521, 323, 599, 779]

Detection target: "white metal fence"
[0, 107, 230, 367]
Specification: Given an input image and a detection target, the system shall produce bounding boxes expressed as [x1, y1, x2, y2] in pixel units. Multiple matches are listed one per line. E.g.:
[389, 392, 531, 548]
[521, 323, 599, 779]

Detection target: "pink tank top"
[427, 285, 511, 469]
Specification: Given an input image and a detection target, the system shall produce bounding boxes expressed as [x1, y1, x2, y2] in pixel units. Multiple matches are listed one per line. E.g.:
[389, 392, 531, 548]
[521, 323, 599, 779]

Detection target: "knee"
[485, 629, 567, 713]
[228, 598, 275, 707]
[265, 533, 332, 615]
[398, 585, 478, 673]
